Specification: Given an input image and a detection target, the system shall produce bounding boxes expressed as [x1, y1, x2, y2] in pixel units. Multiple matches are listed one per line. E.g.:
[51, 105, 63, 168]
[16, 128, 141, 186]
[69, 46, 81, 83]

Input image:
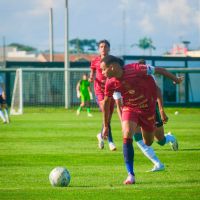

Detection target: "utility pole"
[64, 0, 70, 108]
[49, 8, 54, 62]
[122, 9, 126, 55]
[2, 36, 6, 67]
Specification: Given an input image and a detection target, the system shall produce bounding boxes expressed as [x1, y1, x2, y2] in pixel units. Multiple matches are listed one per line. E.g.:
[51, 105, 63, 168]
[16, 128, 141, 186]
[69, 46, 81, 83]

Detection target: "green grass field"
[0, 107, 200, 200]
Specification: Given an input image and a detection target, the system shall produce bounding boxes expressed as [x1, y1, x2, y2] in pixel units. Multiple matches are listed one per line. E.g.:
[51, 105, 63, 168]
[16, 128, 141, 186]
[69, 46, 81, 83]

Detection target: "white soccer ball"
[174, 111, 179, 115]
[49, 167, 71, 187]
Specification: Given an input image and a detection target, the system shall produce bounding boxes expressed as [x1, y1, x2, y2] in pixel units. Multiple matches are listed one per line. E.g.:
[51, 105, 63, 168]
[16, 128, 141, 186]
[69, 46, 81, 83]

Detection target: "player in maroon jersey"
[89, 40, 116, 151]
[100, 55, 183, 184]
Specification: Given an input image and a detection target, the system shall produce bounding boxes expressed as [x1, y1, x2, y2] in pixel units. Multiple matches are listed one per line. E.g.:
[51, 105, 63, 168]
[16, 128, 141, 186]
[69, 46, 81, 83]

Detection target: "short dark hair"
[98, 39, 110, 48]
[138, 59, 146, 64]
[101, 55, 124, 66]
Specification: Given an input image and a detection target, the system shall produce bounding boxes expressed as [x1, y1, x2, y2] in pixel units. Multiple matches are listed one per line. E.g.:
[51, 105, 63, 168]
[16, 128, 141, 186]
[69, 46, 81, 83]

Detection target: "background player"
[89, 40, 116, 151]
[0, 75, 9, 124]
[76, 73, 93, 117]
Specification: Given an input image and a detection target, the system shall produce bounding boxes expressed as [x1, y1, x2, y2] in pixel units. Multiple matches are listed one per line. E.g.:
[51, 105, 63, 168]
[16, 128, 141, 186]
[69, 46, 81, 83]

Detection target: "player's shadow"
[179, 148, 200, 151]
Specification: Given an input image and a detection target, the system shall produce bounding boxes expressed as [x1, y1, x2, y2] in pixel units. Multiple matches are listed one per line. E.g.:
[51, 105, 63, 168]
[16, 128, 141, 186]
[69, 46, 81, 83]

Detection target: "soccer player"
[100, 55, 183, 184]
[138, 59, 178, 152]
[89, 40, 116, 151]
[76, 73, 93, 117]
[0, 75, 9, 124]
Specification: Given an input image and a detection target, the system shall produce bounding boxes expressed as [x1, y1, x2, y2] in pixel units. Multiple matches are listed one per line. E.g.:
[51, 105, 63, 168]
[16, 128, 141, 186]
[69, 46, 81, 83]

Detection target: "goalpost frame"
[10, 68, 23, 115]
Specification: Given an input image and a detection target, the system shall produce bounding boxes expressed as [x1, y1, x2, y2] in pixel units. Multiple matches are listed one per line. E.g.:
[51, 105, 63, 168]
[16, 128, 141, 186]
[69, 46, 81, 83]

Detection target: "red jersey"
[90, 56, 107, 95]
[104, 63, 157, 112]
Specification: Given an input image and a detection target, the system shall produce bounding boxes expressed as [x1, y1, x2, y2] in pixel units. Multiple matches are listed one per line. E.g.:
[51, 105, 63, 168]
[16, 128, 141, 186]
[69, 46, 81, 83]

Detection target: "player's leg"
[133, 126, 164, 172]
[155, 126, 178, 151]
[0, 108, 6, 123]
[122, 111, 138, 184]
[107, 98, 116, 150]
[2, 101, 9, 123]
[95, 95, 105, 149]
[98, 97, 116, 151]
[85, 95, 92, 117]
[76, 94, 85, 115]
[122, 120, 136, 184]
[0, 97, 6, 123]
[154, 106, 178, 151]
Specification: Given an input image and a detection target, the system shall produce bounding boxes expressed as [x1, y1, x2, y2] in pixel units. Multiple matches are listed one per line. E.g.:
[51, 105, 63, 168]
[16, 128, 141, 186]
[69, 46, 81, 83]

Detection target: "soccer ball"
[49, 167, 71, 187]
[174, 111, 179, 115]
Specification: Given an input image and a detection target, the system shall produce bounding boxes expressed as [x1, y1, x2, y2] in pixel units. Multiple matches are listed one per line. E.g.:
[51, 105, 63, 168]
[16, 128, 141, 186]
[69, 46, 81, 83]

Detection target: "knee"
[143, 139, 153, 146]
[122, 127, 132, 138]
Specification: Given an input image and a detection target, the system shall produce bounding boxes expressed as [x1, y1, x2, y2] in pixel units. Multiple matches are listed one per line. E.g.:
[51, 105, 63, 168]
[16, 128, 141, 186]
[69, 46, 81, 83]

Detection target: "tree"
[8, 43, 37, 52]
[69, 38, 98, 54]
[131, 37, 156, 55]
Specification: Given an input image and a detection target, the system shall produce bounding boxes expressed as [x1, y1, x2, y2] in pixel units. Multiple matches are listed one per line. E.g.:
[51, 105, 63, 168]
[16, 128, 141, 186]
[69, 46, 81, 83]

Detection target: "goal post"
[10, 68, 23, 115]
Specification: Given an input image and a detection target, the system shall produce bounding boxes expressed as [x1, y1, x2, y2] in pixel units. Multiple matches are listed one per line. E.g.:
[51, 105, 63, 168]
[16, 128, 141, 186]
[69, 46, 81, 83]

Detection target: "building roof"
[37, 53, 98, 62]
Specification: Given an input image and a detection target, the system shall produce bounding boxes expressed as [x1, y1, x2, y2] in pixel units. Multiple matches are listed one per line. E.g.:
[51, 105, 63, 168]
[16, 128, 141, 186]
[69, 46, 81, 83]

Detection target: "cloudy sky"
[0, 0, 199, 55]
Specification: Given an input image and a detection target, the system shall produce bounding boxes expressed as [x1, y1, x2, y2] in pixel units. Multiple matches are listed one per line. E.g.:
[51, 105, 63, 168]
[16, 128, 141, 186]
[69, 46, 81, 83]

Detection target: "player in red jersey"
[89, 40, 116, 151]
[100, 55, 183, 184]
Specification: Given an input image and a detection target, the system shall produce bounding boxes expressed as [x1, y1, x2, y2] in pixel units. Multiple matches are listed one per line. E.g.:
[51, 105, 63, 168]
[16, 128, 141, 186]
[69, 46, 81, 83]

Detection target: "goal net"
[9, 68, 93, 114]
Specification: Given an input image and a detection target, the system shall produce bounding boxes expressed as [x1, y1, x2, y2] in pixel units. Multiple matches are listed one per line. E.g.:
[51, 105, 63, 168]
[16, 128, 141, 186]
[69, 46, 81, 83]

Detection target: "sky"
[0, 0, 200, 55]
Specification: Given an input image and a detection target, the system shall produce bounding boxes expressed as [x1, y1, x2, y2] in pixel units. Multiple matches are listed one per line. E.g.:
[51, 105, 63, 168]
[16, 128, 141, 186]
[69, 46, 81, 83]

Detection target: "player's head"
[98, 39, 110, 57]
[138, 59, 146, 64]
[100, 55, 124, 78]
[82, 73, 88, 80]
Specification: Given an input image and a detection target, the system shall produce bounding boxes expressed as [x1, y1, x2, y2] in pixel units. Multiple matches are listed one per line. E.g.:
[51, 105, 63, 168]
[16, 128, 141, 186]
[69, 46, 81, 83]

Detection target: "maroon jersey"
[105, 63, 157, 112]
[90, 56, 107, 95]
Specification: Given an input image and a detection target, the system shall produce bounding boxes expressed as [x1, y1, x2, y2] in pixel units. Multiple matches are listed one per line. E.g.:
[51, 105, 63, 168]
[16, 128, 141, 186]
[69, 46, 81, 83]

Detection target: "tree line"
[8, 37, 156, 55]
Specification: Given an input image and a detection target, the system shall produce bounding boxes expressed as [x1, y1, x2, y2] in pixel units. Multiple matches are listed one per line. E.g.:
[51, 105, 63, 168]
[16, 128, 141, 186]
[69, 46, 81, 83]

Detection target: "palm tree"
[131, 37, 156, 55]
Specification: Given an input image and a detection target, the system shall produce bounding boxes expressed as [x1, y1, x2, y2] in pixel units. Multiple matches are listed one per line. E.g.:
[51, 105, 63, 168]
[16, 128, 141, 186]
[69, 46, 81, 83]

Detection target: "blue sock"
[107, 124, 113, 143]
[123, 138, 134, 175]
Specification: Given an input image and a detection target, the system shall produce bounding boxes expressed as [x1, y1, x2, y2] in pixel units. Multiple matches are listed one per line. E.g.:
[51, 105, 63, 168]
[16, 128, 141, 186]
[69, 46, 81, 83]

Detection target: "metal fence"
[0, 56, 200, 109]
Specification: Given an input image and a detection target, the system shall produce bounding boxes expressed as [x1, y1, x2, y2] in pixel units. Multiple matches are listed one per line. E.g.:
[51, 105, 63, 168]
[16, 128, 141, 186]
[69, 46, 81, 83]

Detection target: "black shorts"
[155, 104, 163, 127]
[0, 95, 6, 105]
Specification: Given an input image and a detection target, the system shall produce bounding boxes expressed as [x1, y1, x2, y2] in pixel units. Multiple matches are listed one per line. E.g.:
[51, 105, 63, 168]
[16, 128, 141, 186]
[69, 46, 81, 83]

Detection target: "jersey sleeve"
[90, 58, 98, 70]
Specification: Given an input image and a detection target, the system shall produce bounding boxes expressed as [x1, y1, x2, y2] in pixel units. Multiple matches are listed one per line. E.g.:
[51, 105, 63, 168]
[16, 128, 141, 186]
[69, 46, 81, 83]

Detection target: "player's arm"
[154, 67, 184, 84]
[0, 82, 6, 100]
[87, 83, 93, 100]
[76, 81, 81, 98]
[102, 96, 111, 139]
[156, 85, 168, 123]
[89, 69, 95, 82]
[113, 92, 123, 123]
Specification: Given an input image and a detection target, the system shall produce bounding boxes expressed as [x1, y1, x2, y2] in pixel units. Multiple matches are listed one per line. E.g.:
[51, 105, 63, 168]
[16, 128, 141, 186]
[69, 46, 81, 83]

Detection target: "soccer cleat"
[109, 142, 117, 151]
[147, 164, 165, 172]
[87, 113, 93, 117]
[168, 132, 178, 151]
[97, 133, 104, 149]
[123, 173, 135, 185]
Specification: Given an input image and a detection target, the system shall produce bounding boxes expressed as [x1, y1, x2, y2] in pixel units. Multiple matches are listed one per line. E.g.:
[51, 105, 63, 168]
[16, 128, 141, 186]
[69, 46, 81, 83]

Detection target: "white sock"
[3, 109, 9, 122]
[165, 134, 175, 144]
[137, 140, 163, 166]
[0, 110, 6, 122]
